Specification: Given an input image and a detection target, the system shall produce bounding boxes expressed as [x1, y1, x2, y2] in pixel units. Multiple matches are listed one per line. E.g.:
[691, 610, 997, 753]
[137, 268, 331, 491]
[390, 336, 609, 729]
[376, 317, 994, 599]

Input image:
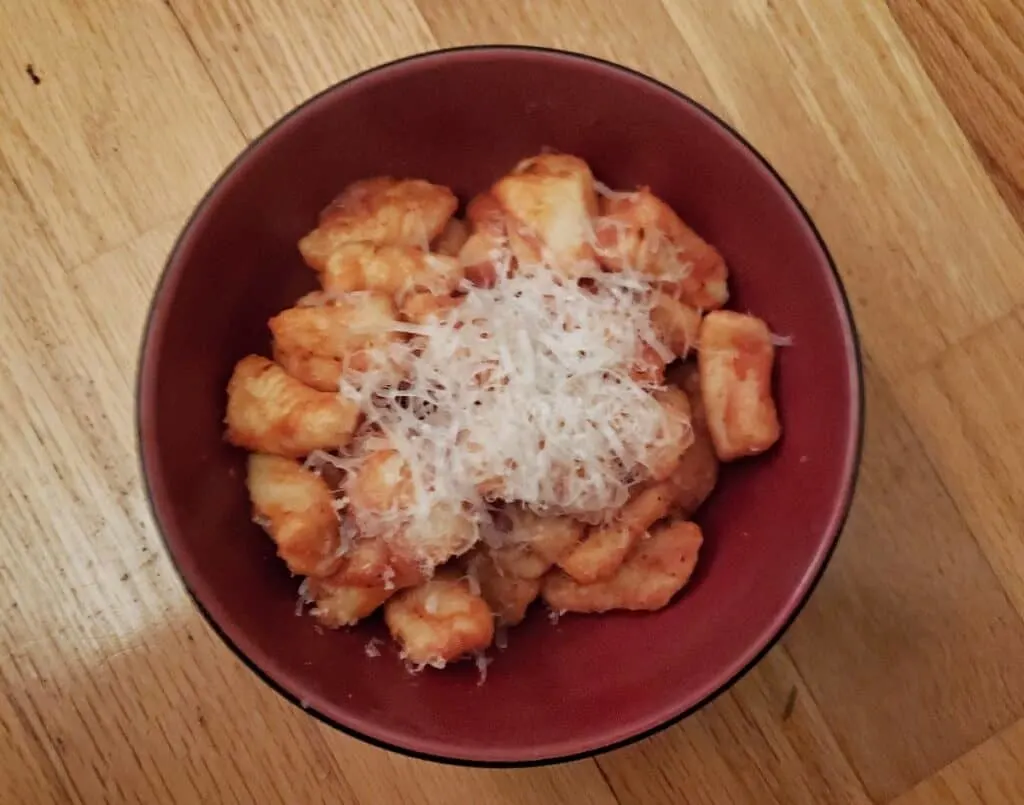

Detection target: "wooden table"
[2, 1, 1023, 802]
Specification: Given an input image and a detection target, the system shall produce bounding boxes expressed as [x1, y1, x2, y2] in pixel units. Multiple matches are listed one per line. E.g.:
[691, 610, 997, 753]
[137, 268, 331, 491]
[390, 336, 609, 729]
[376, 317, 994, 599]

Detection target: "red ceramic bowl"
[138, 46, 862, 765]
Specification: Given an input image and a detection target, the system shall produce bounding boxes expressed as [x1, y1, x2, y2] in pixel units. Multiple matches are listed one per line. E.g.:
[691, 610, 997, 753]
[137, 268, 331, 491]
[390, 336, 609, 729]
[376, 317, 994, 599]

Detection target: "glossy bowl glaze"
[138, 46, 862, 765]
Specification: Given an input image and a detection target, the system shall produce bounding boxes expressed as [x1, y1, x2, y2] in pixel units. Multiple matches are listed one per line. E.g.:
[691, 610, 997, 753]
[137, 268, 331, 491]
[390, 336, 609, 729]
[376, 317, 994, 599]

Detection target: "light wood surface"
[1, 0, 1022, 802]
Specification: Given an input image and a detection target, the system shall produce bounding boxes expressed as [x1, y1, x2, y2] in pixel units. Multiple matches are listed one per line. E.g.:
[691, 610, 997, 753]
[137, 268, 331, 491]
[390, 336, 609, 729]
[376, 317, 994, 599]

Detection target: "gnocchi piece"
[630, 341, 668, 385]
[326, 535, 425, 591]
[647, 386, 696, 482]
[651, 292, 702, 358]
[294, 290, 334, 307]
[431, 217, 470, 257]
[466, 550, 541, 626]
[698, 311, 781, 461]
[226, 355, 361, 457]
[384, 573, 495, 666]
[321, 242, 463, 300]
[594, 188, 728, 310]
[269, 292, 403, 392]
[457, 192, 510, 288]
[347, 449, 477, 569]
[492, 153, 600, 279]
[666, 362, 720, 517]
[298, 177, 457, 270]
[557, 481, 679, 584]
[489, 508, 584, 580]
[399, 291, 462, 324]
[346, 449, 415, 517]
[542, 521, 703, 613]
[394, 502, 478, 571]
[306, 578, 393, 628]
[246, 453, 343, 577]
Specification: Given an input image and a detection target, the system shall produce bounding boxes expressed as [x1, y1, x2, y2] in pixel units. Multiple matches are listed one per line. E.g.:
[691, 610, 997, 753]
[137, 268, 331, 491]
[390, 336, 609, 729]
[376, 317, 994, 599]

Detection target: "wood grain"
[0, 0, 243, 266]
[888, 0, 1024, 228]
[168, 0, 438, 138]
[892, 718, 1024, 805]
[782, 364, 1024, 800]
[897, 311, 1024, 621]
[656, 0, 1024, 383]
[3, 0, 1024, 802]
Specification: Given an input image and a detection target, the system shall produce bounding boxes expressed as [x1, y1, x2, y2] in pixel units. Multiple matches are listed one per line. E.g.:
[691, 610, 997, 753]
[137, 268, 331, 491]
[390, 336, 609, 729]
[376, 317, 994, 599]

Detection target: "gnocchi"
[225, 355, 360, 457]
[226, 152, 783, 673]
[492, 153, 600, 279]
[594, 187, 729, 309]
[384, 573, 495, 667]
[269, 292, 403, 391]
[247, 453, 344, 577]
[543, 521, 703, 613]
[298, 177, 457, 270]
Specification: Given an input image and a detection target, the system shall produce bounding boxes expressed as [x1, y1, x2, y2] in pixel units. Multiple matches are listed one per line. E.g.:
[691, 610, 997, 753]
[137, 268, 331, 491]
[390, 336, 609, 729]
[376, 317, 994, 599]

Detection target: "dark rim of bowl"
[136, 44, 865, 768]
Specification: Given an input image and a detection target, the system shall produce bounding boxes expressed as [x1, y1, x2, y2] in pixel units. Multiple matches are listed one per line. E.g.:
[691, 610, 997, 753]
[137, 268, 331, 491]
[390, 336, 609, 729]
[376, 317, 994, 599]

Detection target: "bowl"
[137, 46, 863, 765]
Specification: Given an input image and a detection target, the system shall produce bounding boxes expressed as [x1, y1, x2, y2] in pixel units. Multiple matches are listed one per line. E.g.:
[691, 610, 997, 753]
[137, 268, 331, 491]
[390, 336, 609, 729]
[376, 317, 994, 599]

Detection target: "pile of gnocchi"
[224, 152, 782, 672]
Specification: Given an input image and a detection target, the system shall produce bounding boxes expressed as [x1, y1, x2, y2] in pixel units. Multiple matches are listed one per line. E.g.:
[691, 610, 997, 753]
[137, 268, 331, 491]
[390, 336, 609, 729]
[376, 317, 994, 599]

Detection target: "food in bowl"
[223, 151, 783, 671]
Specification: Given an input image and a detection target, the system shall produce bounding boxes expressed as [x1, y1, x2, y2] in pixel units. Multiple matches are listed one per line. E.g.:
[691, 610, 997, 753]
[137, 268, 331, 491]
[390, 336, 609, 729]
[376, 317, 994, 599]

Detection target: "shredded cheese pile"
[338, 246, 678, 546]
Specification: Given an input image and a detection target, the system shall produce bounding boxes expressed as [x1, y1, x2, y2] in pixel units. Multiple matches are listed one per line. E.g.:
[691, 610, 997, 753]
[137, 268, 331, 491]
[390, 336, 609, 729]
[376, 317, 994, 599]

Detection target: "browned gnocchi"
[298, 177, 457, 270]
[226, 356, 360, 457]
[491, 153, 600, 279]
[225, 152, 783, 673]
[246, 453, 344, 578]
[465, 549, 542, 627]
[384, 573, 495, 667]
[321, 242, 462, 299]
[488, 507, 584, 581]
[269, 292, 403, 392]
[543, 521, 703, 614]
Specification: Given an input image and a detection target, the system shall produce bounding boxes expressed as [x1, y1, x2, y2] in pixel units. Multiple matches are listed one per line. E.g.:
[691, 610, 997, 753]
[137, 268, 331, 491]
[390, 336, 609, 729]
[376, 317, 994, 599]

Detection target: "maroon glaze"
[137, 47, 862, 765]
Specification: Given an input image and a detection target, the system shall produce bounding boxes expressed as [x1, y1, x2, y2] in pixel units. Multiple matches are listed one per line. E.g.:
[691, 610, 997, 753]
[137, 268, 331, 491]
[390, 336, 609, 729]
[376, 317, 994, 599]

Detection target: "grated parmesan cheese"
[335, 241, 681, 552]
[364, 637, 383, 658]
[474, 651, 493, 686]
[295, 578, 311, 616]
[593, 179, 639, 202]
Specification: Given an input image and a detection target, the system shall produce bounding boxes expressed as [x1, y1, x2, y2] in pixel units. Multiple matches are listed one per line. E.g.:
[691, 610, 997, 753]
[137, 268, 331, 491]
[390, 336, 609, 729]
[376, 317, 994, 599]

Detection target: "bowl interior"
[139, 48, 860, 764]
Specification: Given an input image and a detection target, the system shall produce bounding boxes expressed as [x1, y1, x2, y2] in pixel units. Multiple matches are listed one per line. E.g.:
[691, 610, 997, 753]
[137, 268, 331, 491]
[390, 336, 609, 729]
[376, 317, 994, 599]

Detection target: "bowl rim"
[136, 43, 865, 767]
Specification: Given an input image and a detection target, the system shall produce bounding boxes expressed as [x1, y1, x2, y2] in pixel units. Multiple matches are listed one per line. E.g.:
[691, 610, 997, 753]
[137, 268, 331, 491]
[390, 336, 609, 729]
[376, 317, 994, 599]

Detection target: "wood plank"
[888, 0, 1024, 227]
[0, 0, 243, 266]
[657, 0, 1024, 380]
[0, 691, 75, 805]
[596, 646, 871, 804]
[415, 0, 717, 110]
[896, 310, 1024, 621]
[780, 360, 1024, 801]
[169, 0, 438, 138]
[4, 619, 359, 805]
[892, 718, 1024, 805]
